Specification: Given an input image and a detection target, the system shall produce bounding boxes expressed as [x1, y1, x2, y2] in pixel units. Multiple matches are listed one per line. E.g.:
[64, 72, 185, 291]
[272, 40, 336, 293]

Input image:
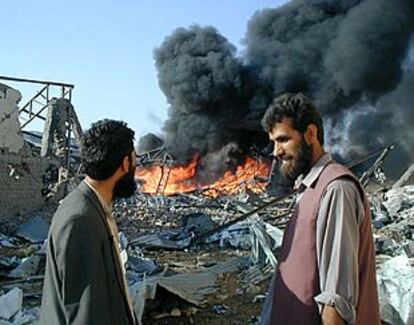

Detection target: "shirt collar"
[295, 153, 333, 190]
[84, 179, 113, 217]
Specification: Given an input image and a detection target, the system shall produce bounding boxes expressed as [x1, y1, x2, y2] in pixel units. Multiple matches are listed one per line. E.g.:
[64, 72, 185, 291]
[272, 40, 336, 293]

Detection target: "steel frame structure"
[0, 75, 76, 190]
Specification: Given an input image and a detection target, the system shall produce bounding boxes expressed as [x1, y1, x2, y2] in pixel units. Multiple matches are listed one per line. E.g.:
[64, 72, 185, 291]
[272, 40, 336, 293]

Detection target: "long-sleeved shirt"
[295, 153, 364, 324]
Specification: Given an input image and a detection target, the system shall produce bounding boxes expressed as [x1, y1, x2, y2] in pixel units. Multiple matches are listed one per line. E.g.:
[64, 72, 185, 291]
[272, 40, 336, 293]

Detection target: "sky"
[1, 0, 288, 139]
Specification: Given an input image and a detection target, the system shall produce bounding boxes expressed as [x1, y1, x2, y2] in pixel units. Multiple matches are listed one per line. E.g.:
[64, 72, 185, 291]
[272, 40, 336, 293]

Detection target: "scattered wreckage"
[1, 143, 414, 324]
[1, 77, 413, 324]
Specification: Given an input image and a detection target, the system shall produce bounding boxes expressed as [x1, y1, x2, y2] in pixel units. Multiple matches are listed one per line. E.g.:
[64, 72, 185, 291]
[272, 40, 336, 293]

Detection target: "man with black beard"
[40, 120, 138, 325]
[260, 94, 380, 325]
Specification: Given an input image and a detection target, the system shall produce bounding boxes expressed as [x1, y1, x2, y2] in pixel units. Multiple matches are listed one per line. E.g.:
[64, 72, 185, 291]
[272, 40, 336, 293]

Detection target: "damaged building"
[1, 0, 414, 324]
[0, 83, 54, 222]
[0, 81, 413, 324]
[0, 78, 81, 225]
[1, 140, 414, 324]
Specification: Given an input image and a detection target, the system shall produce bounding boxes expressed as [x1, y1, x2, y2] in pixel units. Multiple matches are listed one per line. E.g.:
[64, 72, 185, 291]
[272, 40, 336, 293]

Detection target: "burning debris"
[140, 0, 414, 182]
[1, 146, 413, 324]
[136, 152, 270, 197]
[2, 82, 413, 324]
[2, 1, 414, 324]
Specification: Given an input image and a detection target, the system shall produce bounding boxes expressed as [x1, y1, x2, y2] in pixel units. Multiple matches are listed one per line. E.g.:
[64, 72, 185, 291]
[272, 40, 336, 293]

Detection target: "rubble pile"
[0, 218, 47, 324]
[1, 176, 413, 324]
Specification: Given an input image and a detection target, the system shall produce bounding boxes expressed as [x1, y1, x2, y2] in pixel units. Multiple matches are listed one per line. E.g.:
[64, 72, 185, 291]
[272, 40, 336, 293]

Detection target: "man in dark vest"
[260, 93, 380, 325]
[40, 119, 138, 324]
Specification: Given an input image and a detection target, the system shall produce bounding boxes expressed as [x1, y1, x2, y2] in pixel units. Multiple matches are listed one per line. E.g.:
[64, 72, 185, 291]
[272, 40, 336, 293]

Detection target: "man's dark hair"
[261, 93, 324, 145]
[81, 119, 135, 180]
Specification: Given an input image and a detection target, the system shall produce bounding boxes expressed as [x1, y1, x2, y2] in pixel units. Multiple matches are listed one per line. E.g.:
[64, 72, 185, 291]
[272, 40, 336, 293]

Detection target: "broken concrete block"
[0, 234, 16, 248]
[217, 222, 251, 250]
[402, 240, 414, 258]
[180, 212, 215, 236]
[372, 220, 385, 229]
[15, 217, 49, 243]
[7, 255, 42, 278]
[0, 288, 23, 320]
[382, 186, 414, 216]
[127, 256, 158, 275]
[375, 237, 402, 256]
[0, 256, 19, 272]
[371, 208, 391, 225]
[377, 255, 414, 324]
[0, 84, 24, 153]
[15, 306, 40, 324]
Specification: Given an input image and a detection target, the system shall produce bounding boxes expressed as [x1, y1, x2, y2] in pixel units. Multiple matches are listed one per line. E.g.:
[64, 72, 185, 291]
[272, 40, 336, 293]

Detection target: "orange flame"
[136, 155, 270, 197]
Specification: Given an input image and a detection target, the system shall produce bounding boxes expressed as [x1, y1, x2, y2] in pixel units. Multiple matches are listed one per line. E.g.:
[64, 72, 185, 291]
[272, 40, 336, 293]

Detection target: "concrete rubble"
[0, 82, 81, 225]
[1, 81, 414, 323]
[15, 217, 49, 244]
[0, 288, 23, 321]
[0, 173, 412, 324]
[377, 255, 414, 325]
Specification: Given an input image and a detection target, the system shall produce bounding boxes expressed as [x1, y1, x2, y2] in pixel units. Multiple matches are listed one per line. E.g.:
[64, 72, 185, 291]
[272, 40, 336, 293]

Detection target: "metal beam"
[0, 75, 74, 88]
[19, 84, 49, 114]
[20, 104, 48, 128]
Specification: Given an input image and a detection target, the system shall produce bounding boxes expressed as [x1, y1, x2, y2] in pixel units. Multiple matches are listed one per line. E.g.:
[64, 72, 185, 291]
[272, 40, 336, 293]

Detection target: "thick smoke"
[245, 0, 414, 114]
[152, 25, 254, 165]
[342, 63, 414, 174]
[137, 133, 164, 153]
[142, 0, 414, 182]
[196, 143, 243, 185]
[244, 0, 414, 175]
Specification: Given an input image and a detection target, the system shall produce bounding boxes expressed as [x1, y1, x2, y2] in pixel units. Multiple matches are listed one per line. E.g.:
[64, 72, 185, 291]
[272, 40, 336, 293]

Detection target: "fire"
[136, 155, 271, 197]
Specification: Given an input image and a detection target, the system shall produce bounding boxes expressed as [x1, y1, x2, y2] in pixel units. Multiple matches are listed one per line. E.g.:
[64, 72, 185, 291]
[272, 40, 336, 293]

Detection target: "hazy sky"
[1, 0, 288, 138]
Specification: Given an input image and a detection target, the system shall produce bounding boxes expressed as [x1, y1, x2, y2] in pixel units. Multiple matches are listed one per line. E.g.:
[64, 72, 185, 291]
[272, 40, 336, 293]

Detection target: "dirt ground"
[141, 250, 271, 324]
[1, 213, 273, 325]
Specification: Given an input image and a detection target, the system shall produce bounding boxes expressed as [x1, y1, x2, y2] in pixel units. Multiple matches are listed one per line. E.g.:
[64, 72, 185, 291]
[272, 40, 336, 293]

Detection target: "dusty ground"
[0, 244, 271, 324]
[3, 183, 413, 324]
[0, 193, 274, 325]
[141, 250, 270, 324]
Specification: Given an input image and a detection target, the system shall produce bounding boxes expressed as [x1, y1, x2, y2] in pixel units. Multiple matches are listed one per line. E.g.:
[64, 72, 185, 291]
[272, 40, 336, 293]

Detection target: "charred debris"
[2, 0, 414, 320]
[1, 78, 413, 323]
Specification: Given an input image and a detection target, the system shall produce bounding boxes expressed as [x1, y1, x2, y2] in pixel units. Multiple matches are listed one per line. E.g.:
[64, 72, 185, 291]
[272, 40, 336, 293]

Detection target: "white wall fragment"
[0, 84, 24, 153]
[377, 254, 414, 324]
[0, 288, 23, 321]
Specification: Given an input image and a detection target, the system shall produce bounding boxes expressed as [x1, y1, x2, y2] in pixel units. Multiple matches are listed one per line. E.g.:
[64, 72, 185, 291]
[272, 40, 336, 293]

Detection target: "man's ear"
[121, 155, 130, 173]
[304, 124, 318, 145]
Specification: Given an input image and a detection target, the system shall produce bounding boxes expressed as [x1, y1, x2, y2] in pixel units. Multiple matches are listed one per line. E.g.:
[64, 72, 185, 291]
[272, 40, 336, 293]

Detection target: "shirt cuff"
[314, 292, 356, 324]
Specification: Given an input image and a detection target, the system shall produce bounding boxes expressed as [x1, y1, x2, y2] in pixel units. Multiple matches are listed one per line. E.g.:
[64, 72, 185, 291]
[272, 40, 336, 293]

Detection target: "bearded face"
[278, 136, 312, 182]
[269, 119, 313, 183]
[113, 159, 137, 198]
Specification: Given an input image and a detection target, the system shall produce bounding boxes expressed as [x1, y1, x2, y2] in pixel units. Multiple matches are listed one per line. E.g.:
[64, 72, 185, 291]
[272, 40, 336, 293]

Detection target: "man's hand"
[322, 305, 345, 325]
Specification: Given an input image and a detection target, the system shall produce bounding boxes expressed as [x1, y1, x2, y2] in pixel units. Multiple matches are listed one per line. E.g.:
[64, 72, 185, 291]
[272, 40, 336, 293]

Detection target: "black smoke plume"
[141, 0, 414, 181]
[152, 25, 255, 167]
[137, 133, 163, 153]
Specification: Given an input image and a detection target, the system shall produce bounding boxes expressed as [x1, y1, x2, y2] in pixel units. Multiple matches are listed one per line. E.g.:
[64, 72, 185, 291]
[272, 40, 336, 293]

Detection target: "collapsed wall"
[0, 84, 58, 221]
[0, 84, 24, 152]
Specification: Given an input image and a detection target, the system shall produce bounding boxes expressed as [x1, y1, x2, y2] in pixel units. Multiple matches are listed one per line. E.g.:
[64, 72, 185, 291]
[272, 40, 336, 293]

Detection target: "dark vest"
[263, 162, 380, 325]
